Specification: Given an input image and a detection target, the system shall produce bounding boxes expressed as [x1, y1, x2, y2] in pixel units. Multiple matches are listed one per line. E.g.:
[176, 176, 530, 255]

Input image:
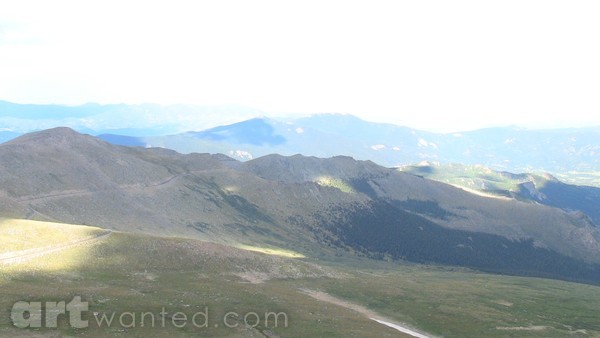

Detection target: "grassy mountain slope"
[1, 220, 599, 337]
[1, 220, 383, 337]
[1, 128, 599, 285]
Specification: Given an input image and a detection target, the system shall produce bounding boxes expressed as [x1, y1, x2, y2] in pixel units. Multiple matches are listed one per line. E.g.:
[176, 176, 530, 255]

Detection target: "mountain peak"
[35, 126, 80, 136]
[188, 117, 286, 146]
[9, 126, 76, 139]
[4, 127, 98, 148]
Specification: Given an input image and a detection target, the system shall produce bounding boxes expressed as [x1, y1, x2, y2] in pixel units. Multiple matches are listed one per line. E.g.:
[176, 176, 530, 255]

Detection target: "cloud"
[0, 21, 40, 45]
[1, 1, 599, 132]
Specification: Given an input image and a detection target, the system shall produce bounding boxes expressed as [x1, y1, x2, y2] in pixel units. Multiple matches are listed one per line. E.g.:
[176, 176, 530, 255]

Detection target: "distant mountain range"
[2, 101, 598, 186]
[124, 115, 599, 178]
[1, 128, 599, 284]
[0, 100, 264, 136]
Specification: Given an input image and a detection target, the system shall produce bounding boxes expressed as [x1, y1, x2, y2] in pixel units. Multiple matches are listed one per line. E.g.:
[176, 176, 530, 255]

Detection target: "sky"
[1, 0, 599, 133]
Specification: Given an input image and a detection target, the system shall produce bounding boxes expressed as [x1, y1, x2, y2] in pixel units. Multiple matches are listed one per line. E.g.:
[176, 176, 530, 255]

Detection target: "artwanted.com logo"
[11, 297, 288, 330]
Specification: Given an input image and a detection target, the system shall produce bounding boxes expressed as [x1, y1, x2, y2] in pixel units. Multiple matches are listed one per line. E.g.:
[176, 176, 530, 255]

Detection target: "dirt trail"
[0, 231, 112, 265]
[12, 171, 219, 204]
[16, 189, 94, 203]
[299, 289, 431, 338]
[14, 174, 181, 204]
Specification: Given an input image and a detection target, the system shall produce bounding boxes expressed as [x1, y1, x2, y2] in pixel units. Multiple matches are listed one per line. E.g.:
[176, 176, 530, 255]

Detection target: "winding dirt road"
[299, 289, 432, 338]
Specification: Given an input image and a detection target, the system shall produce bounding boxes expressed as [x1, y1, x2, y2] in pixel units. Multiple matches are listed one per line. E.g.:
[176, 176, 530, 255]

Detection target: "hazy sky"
[1, 0, 599, 132]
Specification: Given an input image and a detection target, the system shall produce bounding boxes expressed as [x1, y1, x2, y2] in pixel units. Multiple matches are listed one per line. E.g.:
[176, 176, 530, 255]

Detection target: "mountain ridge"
[97, 114, 600, 183]
[1, 127, 599, 284]
[2, 100, 599, 186]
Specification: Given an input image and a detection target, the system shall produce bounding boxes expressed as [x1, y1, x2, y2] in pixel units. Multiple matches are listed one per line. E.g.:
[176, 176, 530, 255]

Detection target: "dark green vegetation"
[0, 228, 398, 337]
[1, 223, 599, 337]
[316, 264, 600, 337]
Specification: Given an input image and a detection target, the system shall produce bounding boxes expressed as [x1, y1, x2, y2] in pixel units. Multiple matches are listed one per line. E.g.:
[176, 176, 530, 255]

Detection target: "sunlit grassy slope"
[0, 218, 105, 254]
[314, 176, 357, 194]
[1, 220, 599, 337]
[235, 244, 306, 258]
[400, 162, 600, 192]
[398, 163, 528, 197]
